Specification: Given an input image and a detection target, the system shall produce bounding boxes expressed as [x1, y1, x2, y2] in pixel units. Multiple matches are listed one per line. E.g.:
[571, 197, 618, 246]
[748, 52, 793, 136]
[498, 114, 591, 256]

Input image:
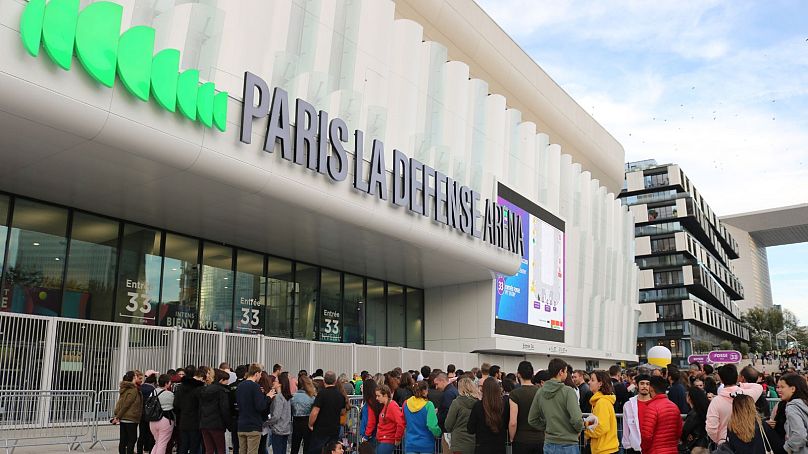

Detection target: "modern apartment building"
[620, 160, 749, 366]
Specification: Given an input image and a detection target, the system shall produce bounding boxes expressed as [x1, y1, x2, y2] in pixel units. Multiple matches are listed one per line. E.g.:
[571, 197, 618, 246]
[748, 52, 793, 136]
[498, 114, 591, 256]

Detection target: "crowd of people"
[109, 359, 808, 454]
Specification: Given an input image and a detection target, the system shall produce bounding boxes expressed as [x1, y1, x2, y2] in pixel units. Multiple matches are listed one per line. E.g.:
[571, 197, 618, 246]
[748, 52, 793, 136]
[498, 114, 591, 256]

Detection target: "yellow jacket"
[584, 392, 618, 454]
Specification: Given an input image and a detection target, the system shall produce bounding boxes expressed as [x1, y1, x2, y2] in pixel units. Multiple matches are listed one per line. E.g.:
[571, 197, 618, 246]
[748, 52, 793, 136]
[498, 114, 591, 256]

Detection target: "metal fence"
[0, 311, 481, 395]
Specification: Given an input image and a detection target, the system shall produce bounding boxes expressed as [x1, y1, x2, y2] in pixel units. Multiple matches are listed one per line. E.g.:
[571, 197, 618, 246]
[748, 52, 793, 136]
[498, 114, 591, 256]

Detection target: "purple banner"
[708, 350, 742, 364]
[687, 354, 709, 365]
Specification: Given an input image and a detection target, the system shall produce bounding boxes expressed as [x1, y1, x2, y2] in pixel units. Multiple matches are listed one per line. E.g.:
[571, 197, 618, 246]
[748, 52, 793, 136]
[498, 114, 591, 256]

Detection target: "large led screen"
[494, 184, 565, 343]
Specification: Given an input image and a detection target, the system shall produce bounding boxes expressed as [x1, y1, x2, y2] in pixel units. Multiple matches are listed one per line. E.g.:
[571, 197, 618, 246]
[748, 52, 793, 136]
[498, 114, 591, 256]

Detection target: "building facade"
[620, 161, 749, 366]
[0, 0, 638, 376]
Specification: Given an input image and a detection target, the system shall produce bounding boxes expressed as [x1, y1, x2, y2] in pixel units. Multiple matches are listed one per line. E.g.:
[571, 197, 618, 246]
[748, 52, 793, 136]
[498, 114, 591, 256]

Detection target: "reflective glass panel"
[266, 257, 293, 337]
[0, 196, 9, 311]
[387, 284, 405, 347]
[1, 199, 68, 316]
[64, 213, 119, 321]
[199, 242, 233, 332]
[159, 234, 199, 328]
[234, 250, 266, 335]
[115, 224, 161, 324]
[319, 269, 342, 342]
[294, 263, 318, 340]
[406, 287, 424, 349]
[343, 274, 364, 344]
[366, 279, 385, 346]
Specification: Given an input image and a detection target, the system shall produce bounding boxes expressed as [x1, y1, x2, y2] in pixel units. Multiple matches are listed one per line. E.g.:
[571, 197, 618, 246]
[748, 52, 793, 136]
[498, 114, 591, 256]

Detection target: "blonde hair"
[728, 395, 759, 443]
[457, 377, 480, 399]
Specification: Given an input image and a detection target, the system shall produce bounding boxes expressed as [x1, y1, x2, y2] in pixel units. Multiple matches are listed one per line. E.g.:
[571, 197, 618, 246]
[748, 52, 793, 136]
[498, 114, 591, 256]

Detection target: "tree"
[720, 340, 733, 350]
[692, 340, 711, 353]
[739, 342, 750, 356]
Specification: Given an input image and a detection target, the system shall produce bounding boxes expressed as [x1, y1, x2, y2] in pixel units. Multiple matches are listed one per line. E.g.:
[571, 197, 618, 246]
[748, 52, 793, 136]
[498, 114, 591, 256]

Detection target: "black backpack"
[144, 389, 165, 422]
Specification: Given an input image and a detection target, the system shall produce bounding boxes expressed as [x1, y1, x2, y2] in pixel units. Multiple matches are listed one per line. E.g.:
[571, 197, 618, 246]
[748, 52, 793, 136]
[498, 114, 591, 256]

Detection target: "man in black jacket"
[236, 364, 273, 454]
[609, 365, 631, 414]
[174, 367, 208, 454]
[228, 365, 247, 454]
[572, 370, 593, 413]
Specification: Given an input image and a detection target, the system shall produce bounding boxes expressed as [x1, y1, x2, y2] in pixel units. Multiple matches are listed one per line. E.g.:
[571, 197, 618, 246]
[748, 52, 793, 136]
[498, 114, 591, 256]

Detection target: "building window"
[234, 250, 266, 335]
[343, 273, 365, 344]
[64, 213, 119, 321]
[644, 172, 669, 189]
[654, 270, 684, 286]
[0, 195, 9, 306]
[319, 269, 342, 342]
[159, 234, 200, 328]
[294, 263, 318, 340]
[366, 279, 386, 346]
[651, 237, 677, 253]
[199, 242, 233, 332]
[406, 287, 424, 349]
[1, 199, 68, 316]
[115, 224, 161, 325]
[387, 284, 405, 347]
[266, 257, 293, 337]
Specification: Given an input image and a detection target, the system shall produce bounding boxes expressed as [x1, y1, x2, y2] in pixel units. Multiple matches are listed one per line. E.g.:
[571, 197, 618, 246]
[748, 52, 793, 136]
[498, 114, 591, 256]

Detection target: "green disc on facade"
[177, 69, 200, 121]
[75, 1, 123, 88]
[213, 91, 228, 132]
[117, 26, 155, 101]
[151, 48, 180, 112]
[42, 0, 80, 70]
[20, 0, 45, 57]
[197, 82, 215, 128]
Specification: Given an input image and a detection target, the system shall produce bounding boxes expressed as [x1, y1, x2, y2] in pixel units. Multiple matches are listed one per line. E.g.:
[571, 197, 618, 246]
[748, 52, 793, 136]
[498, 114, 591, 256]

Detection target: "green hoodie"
[527, 379, 584, 445]
[444, 395, 477, 454]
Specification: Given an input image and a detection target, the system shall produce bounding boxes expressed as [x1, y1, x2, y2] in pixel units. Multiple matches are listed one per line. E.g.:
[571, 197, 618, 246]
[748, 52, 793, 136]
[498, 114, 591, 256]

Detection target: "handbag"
[757, 419, 774, 454]
[358, 440, 375, 454]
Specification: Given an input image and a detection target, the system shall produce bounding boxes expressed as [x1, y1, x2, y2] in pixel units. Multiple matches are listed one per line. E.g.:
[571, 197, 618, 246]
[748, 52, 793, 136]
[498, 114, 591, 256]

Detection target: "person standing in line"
[508, 361, 544, 454]
[114, 371, 145, 454]
[359, 378, 381, 448]
[236, 364, 274, 454]
[394, 373, 414, 406]
[370, 384, 405, 454]
[149, 374, 175, 454]
[584, 371, 618, 454]
[527, 358, 584, 454]
[445, 378, 480, 454]
[434, 372, 459, 432]
[403, 381, 442, 454]
[199, 369, 232, 454]
[308, 371, 347, 454]
[572, 370, 593, 413]
[138, 372, 157, 454]
[779, 372, 808, 454]
[175, 367, 210, 454]
[228, 365, 248, 454]
[706, 364, 764, 444]
[680, 387, 710, 454]
[267, 372, 293, 454]
[608, 366, 631, 414]
[725, 395, 786, 453]
[639, 376, 682, 454]
[291, 376, 316, 454]
[257, 373, 276, 454]
[621, 374, 651, 454]
[666, 367, 690, 414]
[467, 378, 509, 454]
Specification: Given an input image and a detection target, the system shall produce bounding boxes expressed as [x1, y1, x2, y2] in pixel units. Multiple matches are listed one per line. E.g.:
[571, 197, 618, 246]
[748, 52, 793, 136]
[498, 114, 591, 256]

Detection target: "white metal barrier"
[0, 390, 95, 454]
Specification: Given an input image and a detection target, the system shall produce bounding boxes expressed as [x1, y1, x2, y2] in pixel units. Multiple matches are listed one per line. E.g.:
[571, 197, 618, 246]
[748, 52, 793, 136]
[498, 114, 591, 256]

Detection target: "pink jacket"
[706, 382, 763, 443]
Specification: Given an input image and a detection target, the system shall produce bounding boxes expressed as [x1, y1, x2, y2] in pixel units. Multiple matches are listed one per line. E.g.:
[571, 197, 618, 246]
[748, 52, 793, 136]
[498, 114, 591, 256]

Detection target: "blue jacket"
[236, 380, 271, 432]
[359, 405, 371, 438]
[403, 398, 440, 453]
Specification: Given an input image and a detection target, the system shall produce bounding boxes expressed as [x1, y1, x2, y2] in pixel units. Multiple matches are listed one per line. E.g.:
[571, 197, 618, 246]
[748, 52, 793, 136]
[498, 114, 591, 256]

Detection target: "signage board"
[708, 350, 742, 364]
[687, 354, 709, 365]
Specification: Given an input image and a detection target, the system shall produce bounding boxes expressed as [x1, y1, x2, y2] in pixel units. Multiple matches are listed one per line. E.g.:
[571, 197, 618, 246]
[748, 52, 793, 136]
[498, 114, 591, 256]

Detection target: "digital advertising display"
[494, 184, 565, 343]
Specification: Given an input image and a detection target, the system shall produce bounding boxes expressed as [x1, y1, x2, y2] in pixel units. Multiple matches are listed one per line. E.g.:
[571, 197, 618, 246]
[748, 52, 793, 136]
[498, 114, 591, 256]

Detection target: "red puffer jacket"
[640, 394, 683, 454]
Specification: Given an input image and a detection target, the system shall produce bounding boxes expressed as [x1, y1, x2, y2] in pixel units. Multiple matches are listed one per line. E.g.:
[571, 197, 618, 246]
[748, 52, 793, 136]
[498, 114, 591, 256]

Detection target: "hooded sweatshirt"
[527, 379, 584, 445]
[403, 396, 441, 452]
[785, 398, 808, 454]
[585, 392, 618, 454]
[706, 382, 763, 443]
[444, 395, 477, 454]
[114, 381, 143, 423]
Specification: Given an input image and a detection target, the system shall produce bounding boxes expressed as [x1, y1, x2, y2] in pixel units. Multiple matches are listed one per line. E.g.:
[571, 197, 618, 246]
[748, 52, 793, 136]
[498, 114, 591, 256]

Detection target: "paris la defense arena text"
[0, 0, 638, 369]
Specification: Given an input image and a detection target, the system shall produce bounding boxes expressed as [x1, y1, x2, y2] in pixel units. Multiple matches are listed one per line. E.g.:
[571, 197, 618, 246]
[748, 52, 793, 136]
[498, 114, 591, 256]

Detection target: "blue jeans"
[543, 443, 580, 454]
[376, 443, 396, 454]
[270, 434, 288, 454]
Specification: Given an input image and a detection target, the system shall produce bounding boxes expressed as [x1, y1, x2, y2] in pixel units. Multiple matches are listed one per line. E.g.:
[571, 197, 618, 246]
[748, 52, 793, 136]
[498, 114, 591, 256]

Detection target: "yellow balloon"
[647, 345, 672, 367]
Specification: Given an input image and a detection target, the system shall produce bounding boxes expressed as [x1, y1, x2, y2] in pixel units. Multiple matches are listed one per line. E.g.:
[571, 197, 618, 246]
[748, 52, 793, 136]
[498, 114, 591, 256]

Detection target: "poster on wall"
[494, 183, 565, 343]
[320, 308, 341, 342]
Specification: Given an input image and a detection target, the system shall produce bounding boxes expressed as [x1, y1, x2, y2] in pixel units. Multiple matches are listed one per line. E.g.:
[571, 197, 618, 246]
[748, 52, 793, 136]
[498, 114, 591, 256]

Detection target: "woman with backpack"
[147, 374, 175, 454]
[199, 369, 232, 454]
[779, 373, 808, 454]
[681, 387, 710, 454]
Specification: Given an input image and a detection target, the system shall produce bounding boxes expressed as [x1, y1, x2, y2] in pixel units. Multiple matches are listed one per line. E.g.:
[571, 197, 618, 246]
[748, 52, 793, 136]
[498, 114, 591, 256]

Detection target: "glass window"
[115, 224, 161, 324]
[294, 263, 318, 340]
[1, 199, 68, 316]
[387, 284, 405, 347]
[406, 287, 424, 349]
[199, 243, 233, 332]
[366, 279, 386, 346]
[234, 250, 266, 334]
[266, 257, 293, 337]
[319, 269, 342, 342]
[159, 234, 199, 328]
[64, 213, 119, 321]
[343, 274, 364, 344]
[0, 196, 9, 311]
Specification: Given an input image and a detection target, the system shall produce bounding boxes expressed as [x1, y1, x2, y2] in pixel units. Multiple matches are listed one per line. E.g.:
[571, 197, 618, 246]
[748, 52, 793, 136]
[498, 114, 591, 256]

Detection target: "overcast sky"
[476, 0, 808, 320]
